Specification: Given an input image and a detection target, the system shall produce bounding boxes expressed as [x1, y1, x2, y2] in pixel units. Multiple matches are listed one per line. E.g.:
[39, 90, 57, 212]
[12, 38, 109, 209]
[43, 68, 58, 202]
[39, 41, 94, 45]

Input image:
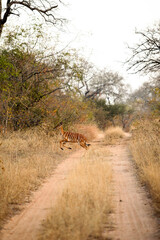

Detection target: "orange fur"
[59, 125, 90, 150]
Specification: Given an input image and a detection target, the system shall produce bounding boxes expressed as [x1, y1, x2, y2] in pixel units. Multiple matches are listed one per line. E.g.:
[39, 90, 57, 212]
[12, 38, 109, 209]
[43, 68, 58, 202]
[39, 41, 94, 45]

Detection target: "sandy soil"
[106, 136, 159, 240]
[0, 134, 159, 240]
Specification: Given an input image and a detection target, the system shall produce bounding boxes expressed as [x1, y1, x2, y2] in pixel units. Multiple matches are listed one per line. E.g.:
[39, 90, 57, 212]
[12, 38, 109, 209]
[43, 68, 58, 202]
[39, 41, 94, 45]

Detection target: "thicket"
[0, 25, 131, 133]
[0, 26, 93, 132]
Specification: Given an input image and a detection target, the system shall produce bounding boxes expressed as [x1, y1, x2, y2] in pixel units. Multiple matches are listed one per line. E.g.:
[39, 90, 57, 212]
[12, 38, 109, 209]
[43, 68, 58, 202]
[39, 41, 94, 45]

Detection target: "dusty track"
[0, 149, 85, 240]
[107, 137, 159, 240]
[0, 134, 159, 240]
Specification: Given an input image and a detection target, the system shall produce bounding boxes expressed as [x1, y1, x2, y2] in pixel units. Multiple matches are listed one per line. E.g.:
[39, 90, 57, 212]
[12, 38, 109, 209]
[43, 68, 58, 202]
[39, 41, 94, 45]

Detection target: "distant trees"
[0, 0, 64, 37]
[93, 99, 134, 130]
[128, 75, 160, 114]
[126, 22, 160, 75]
[84, 69, 128, 103]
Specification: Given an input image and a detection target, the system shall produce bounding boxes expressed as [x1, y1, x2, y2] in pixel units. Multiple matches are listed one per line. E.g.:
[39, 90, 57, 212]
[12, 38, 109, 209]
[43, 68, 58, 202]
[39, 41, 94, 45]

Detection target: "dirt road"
[1, 135, 159, 240]
[107, 138, 159, 240]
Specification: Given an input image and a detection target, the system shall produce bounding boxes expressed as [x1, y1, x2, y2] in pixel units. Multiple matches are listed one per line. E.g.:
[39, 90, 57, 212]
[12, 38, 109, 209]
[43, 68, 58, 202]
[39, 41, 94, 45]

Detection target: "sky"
[57, 0, 160, 90]
[2, 0, 160, 91]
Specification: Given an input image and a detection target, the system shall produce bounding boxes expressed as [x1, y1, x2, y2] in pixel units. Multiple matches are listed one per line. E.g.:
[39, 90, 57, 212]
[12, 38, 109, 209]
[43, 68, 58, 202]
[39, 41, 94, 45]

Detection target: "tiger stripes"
[59, 125, 91, 150]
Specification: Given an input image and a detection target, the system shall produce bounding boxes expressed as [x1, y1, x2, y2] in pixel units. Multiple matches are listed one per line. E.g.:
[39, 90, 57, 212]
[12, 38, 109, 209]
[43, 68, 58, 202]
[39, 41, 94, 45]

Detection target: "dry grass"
[38, 146, 112, 240]
[70, 123, 100, 141]
[0, 127, 65, 227]
[130, 119, 160, 213]
[104, 126, 126, 145]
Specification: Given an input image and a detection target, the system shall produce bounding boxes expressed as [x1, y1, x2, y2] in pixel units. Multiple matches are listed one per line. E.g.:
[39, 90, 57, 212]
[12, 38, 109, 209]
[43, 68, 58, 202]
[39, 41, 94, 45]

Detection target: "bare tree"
[126, 23, 160, 74]
[0, 0, 64, 37]
[85, 69, 128, 103]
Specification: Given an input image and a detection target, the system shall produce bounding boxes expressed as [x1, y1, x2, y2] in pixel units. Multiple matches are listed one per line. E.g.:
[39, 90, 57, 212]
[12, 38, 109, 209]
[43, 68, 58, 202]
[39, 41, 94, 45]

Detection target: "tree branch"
[0, 0, 63, 37]
[126, 24, 160, 74]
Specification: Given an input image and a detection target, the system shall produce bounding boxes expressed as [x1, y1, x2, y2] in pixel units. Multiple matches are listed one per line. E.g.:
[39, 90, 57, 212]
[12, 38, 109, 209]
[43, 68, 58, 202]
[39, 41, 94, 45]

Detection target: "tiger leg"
[80, 142, 88, 150]
[60, 140, 72, 150]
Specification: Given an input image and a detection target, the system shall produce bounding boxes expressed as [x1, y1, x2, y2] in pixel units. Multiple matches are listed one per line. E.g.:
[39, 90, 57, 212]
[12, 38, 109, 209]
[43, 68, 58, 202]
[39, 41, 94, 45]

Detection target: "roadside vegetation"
[38, 146, 112, 240]
[130, 119, 160, 213]
[0, 128, 61, 227]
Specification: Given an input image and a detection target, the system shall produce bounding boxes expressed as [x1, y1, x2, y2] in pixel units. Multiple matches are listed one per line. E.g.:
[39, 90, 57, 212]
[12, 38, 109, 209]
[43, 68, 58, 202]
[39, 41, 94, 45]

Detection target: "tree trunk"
[0, 0, 1, 19]
[0, 25, 3, 37]
[0, 0, 2, 37]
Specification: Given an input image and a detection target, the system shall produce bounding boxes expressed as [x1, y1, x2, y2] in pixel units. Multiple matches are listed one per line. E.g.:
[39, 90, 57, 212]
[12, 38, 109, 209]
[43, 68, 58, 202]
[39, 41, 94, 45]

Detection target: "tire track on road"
[107, 142, 159, 240]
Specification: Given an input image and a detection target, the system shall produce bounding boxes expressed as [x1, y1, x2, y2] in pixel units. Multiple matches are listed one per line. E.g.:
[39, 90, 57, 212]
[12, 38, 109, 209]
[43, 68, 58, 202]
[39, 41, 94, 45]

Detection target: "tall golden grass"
[130, 119, 160, 213]
[104, 126, 126, 145]
[0, 128, 65, 227]
[38, 146, 112, 240]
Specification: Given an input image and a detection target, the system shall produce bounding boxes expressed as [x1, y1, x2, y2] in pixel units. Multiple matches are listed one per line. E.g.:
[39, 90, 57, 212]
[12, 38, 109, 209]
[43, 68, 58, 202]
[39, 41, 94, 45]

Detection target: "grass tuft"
[104, 126, 126, 145]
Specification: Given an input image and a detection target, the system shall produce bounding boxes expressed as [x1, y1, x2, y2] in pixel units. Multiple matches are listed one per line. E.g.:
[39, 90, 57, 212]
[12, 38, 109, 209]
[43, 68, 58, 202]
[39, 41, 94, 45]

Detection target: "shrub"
[104, 126, 126, 144]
